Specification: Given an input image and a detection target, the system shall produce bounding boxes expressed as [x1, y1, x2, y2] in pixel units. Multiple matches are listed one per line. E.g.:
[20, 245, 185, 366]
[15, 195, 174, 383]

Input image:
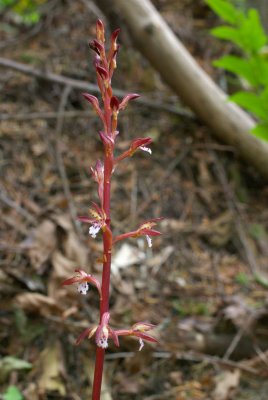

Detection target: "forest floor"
[1, 0, 268, 399]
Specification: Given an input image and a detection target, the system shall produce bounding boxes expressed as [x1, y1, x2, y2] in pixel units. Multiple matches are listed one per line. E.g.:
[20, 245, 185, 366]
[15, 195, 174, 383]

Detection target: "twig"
[80, 0, 107, 21]
[136, 148, 189, 218]
[0, 185, 36, 224]
[210, 149, 260, 275]
[105, 350, 258, 374]
[174, 351, 258, 374]
[0, 57, 193, 117]
[54, 85, 81, 236]
[244, 349, 268, 370]
[0, 110, 94, 121]
[210, 252, 225, 299]
[253, 343, 268, 368]
[223, 326, 245, 361]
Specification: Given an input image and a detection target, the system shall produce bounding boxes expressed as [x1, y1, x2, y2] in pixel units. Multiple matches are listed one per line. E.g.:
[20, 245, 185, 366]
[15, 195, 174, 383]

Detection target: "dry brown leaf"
[222, 297, 252, 329]
[36, 341, 66, 396]
[199, 212, 233, 247]
[14, 292, 63, 317]
[212, 370, 240, 400]
[24, 214, 88, 274]
[24, 382, 39, 400]
[25, 219, 57, 272]
[111, 243, 146, 276]
[51, 214, 88, 265]
[16, 214, 91, 316]
[48, 251, 78, 302]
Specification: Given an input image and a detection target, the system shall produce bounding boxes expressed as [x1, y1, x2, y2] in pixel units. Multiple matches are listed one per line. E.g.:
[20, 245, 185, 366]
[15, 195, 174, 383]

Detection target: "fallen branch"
[0, 110, 95, 121]
[0, 184, 36, 225]
[0, 56, 191, 117]
[105, 351, 258, 375]
[210, 148, 260, 276]
[96, 0, 268, 180]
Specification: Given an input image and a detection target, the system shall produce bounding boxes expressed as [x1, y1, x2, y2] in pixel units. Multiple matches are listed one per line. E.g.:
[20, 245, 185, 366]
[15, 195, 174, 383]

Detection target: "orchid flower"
[113, 218, 162, 248]
[62, 268, 102, 298]
[115, 322, 157, 351]
[76, 312, 119, 348]
[115, 137, 152, 163]
[78, 202, 107, 239]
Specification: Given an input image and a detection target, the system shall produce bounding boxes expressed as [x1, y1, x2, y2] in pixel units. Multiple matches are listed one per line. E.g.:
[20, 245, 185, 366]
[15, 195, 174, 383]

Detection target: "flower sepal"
[115, 321, 157, 351]
[113, 218, 163, 247]
[82, 93, 104, 121]
[115, 137, 152, 163]
[91, 160, 104, 205]
[119, 93, 140, 110]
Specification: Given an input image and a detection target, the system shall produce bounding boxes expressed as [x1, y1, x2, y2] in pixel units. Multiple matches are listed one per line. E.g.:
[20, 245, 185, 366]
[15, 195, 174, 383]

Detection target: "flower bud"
[119, 93, 140, 110]
[82, 93, 103, 120]
[110, 28, 120, 51]
[96, 65, 109, 81]
[96, 19, 105, 43]
[89, 39, 104, 56]
[110, 96, 120, 112]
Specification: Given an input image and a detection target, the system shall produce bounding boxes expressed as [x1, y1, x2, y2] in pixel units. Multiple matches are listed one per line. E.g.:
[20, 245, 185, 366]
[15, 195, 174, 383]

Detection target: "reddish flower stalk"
[63, 20, 161, 400]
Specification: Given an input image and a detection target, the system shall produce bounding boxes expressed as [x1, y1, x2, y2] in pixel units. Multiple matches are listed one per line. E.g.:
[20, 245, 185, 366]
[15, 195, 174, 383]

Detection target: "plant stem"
[92, 102, 113, 398]
[92, 347, 105, 399]
[92, 185, 112, 398]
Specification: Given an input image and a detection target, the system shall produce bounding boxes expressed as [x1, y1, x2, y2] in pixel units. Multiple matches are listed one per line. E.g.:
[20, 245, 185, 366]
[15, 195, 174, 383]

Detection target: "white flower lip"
[97, 337, 108, 349]
[89, 223, 101, 238]
[146, 235, 152, 248]
[140, 146, 152, 154]
[78, 282, 89, 295]
[138, 338, 144, 351]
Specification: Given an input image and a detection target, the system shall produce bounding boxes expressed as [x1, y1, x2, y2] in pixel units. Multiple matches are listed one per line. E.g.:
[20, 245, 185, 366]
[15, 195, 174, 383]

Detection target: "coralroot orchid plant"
[62, 20, 162, 399]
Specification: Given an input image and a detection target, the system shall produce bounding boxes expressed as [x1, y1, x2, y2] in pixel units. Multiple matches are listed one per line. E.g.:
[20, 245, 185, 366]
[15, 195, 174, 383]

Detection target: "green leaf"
[206, 0, 242, 24]
[3, 386, 23, 400]
[213, 55, 258, 86]
[0, 0, 15, 11]
[0, 356, 32, 383]
[259, 86, 268, 105]
[239, 9, 267, 53]
[214, 54, 268, 87]
[0, 357, 32, 372]
[254, 272, 268, 288]
[0, 0, 15, 6]
[211, 26, 242, 46]
[229, 91, 268, 120]
[251, 123, 268, 141]
[249, 56, 268, 86]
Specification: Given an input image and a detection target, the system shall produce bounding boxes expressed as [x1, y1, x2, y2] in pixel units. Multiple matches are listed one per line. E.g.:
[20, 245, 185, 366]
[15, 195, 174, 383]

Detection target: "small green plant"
[206, 0, 268, 140]
[235, 272, 249, 286]
[0, 0, 46, 25]
[3, 386, 23, 400]
[248, 222, 266, 240]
